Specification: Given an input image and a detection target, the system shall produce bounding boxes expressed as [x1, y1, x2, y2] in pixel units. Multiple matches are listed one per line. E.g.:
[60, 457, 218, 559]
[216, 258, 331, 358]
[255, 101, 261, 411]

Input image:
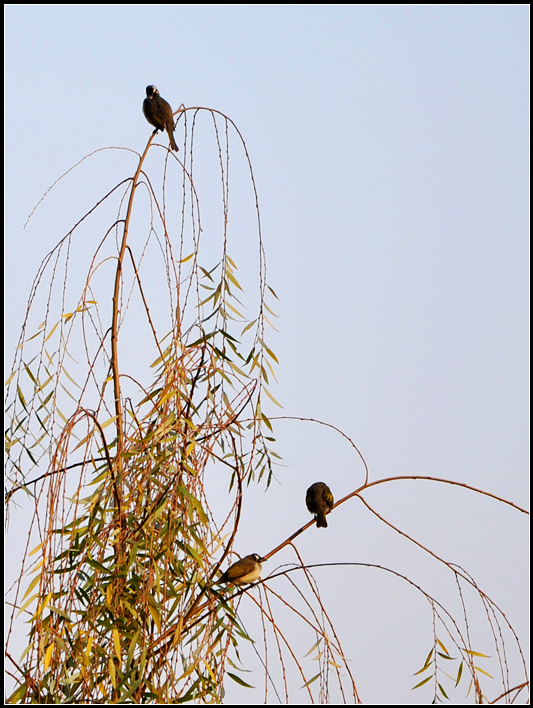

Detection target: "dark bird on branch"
[218, 554, 264, 585]
[306, 482, 334, 528]
[142, 85, 178, 151]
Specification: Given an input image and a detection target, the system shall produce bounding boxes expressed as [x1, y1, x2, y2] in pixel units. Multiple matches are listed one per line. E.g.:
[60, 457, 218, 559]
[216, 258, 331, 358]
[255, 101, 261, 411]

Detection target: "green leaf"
[48, 605, 72, 621]
[412, 675, 432, 690]
[227, 672, 254, 688]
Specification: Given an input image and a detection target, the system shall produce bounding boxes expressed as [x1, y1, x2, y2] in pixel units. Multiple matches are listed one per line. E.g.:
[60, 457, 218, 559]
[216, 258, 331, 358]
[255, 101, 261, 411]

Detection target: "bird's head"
[146, 85, 159, 98]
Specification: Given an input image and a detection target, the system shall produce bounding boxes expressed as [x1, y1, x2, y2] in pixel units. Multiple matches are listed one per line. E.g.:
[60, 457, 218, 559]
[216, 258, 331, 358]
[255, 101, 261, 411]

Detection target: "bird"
[142, 85, 179, 151]
[218, 554, 264, 586]
[306, 482, 334, 528]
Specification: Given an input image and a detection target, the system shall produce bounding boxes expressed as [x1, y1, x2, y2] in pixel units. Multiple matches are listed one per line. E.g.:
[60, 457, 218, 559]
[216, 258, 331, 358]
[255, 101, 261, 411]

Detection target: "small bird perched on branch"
[142, 85, 179, 151]
[218, 554, 264, 586]
[306, 482, 334, 528]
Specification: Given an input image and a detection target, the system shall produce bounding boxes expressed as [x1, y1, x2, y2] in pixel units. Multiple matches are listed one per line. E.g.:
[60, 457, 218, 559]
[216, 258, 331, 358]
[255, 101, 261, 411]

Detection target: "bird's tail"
[316, 513, 328, 528]
[167, 128, 179, 152]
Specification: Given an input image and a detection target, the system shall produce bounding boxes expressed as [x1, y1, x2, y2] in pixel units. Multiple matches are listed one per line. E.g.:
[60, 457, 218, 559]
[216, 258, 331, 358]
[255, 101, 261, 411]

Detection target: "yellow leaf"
[43, 322, 59, 344]
[463, 649, 491, 658]
[5, 371, 15, 386]
[226, 301, 244, 318]
[412, 675, 432, 690]
[29, 542, 45, 557]
[263, 387, 283, 408]
[113, 628, 121, 661]
[85, 636, 93, 662]
[109, 657, 116, 689]
[34, 592, 52, 619]
[436, 638, 450, 654]
[241, 319, 257, 335]
[22, 572, 42, 601]
[225, 270, 243, 291]
[43, 643, 54, 672]
[148, 601, 162, 631]
[100, 415, 118, 429]
[17, 593, 39, 616]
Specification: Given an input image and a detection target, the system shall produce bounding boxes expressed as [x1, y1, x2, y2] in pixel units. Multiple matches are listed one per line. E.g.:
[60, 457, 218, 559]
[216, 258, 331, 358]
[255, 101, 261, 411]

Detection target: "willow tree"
[5, 106, 287, 703]
[5, 106, 528, 705]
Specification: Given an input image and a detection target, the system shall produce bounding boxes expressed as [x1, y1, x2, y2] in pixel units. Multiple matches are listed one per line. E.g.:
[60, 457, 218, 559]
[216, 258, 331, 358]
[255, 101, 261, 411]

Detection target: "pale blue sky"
[5, 5, 528, 704]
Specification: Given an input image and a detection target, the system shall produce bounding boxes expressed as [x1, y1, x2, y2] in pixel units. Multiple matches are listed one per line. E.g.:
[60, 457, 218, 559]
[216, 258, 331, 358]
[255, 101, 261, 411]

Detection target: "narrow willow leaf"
[29, 542, 45, 557]
[438, 683, 449, 699]
[302, 673, 320, 688]
[437, 652, 454, 660]
[180, 252, 195, 263]
[43, 321, 59, 344]
[7, 685, 27, 703]
[473, 666, 493, 678]
[227, 360, 247, 377]
[463, 650, 491, 658]
[259, 338, 279, 364]
[17, 592, 39, 615]
[412, 675, 432, 690]
[225, 271, 243, 291]
[87, 556, 110, 574]
[109, 657, 116, 689]
[61, 365, 81, 388]
[264, 302, 278, 317]
[56, 407, 68, 424]
[413, 660, 433, 676]
[436, 638, 449, 654]
[24, 364, 38, 386]
[263, 387, 283, 408]
[226, 301, 245, 318]
[265, 358, 278, 382]
[261, 413, 273, 432]
[148, 597, 162, 631]
[43, 643, 54, 672]
[241, 319, 257, 335]
[267, 285, 279, 299]
[100, 415, 119, 429]
[34, 592, 52, 619]
[85, 636, 93, 662]
[455, 661, 463, 687]
[303, 640, 321, 657]
[17, 385, 27, 409]
[227, 672, 254, 688]
[49, 605, 71, 621]
[264, 315, 280, 332]
[113, 628, 121, 660]
[22, 573, 42, 600]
